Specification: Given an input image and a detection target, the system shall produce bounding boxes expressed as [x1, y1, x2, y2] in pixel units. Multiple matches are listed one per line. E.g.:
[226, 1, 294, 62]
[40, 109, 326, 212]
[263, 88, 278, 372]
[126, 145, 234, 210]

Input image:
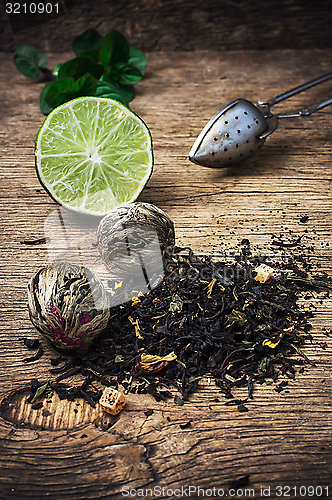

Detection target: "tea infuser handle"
[276, 96, 332, 118]
[259, 115, 278, 139]
[258, 71, 332, 108]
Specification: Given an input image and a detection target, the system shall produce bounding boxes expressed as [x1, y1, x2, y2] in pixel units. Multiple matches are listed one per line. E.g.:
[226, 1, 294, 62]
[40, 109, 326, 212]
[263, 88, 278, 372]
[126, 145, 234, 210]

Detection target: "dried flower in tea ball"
[97, 202, 175, 280]
[27, 263, 110, 351]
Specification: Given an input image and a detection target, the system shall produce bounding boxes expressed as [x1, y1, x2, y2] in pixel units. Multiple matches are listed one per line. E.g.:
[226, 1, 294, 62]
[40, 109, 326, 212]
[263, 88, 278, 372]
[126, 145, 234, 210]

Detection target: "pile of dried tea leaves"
[24, 234, 332, 409]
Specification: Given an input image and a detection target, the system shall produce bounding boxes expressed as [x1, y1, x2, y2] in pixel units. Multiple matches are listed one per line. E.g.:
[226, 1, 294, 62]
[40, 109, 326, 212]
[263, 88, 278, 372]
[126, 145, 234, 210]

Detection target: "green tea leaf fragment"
[100, 30, 130, 68]
[58, 56, 104, 80]
[174, 395, 184, 406]
[72, 29, 103, 56]
[225, 309, 247, 327]
[31, 381, 54, 403]
[169, 294, 183, 314]
[115, 355, 125, 363]
[258, 356, 272, 372]
[14, 45, 46, 78]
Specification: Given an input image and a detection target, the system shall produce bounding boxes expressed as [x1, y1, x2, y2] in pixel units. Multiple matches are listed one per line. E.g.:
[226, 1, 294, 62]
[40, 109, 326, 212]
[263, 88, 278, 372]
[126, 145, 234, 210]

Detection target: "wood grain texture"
[1, 49, 332, 499]
[1, 0, 332, 53]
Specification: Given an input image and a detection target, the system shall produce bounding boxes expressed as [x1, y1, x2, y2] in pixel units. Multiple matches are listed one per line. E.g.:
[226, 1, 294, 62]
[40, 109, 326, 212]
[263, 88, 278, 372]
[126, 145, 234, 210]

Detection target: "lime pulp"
[35, 97, 153, 216]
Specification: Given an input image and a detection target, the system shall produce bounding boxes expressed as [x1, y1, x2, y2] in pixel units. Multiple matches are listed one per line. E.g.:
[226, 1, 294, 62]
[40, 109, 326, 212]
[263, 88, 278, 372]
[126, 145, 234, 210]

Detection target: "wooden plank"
[1, 49, 332, 498]
[1, 0, 332, 52]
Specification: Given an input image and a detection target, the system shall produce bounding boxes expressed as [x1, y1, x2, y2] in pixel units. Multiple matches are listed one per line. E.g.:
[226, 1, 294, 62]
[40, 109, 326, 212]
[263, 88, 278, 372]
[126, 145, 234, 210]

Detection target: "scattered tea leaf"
[180, 420, 192, 429]
[237, 403, 249, 412]
[22, 338, 40, 349]
[30, 381, 54, 403]
[229, 475, 250, 489]
[169, 294, 183, 314]
[23, 346, 43, 363]
[31, 402, 43, 410]
[174, 395, 184, 406]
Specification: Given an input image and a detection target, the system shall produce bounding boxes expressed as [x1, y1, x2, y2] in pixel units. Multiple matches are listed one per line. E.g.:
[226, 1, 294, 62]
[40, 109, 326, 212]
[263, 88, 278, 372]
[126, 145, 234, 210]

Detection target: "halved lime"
[35, 97, 153, 216]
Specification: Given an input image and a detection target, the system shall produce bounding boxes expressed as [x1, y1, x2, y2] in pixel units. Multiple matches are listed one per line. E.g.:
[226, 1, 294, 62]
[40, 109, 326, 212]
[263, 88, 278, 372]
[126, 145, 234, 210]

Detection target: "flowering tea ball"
[97, 202, 175, 279]
[27, 263, 110, 351]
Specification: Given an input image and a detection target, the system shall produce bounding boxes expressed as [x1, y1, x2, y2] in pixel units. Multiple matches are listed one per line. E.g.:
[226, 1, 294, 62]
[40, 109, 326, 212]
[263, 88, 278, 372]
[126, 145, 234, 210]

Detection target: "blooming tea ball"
[97, 202, 175, 279]
[27, 262, 110, 351]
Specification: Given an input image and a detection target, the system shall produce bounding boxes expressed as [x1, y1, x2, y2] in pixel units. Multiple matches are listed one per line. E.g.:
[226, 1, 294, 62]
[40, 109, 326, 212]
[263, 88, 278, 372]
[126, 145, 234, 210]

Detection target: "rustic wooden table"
[1, 49, 332, 499]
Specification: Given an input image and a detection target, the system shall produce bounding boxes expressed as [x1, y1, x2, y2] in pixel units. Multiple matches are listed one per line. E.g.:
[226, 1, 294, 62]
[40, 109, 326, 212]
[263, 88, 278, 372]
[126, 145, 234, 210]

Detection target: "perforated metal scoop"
[189, 72, 332, 168]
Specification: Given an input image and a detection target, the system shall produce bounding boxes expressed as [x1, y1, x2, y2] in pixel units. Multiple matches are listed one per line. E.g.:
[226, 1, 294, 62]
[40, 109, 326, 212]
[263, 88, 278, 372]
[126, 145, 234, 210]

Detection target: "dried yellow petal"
[262, 325, 294, 348]
[207, 278, 217, 297]
[139, 351, 177, 372]
[128, 315, 144, 339]
[262, 338, 281, 349]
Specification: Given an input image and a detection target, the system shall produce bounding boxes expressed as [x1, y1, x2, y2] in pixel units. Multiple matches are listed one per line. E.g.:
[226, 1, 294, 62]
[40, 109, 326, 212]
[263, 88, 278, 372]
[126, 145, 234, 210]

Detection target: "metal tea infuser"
[189, 72, 332, 168]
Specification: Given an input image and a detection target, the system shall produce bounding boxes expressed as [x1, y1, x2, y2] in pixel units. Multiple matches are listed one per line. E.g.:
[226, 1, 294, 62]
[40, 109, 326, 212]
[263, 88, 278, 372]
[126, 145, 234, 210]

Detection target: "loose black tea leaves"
[23, 346, 43, 363]
[21, 338, 40, 349]
[20, 237, 50, 245]
[24, 234, 330, 410]
[229, 475, 251, 489]
[28, 380, 54, 404]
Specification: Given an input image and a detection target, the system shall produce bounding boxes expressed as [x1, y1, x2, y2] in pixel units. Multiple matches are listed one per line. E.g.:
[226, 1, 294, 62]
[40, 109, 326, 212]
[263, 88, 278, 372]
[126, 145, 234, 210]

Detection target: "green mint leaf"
[128, 45, 147, 76]
[118, 84, 135, 103]
[45, 74, 97, 108]
[70, 72, 97, 98]
[40, 81, 54, 115]
[116, 64, 143, 85]
[72, 29, 103, 56]
[14, 45, 46, 79]
[53, 63, 62, 78]
[100, 74, 135, 102]
[99, 30, 130, 69]
[94, 80, 130, 107]
[102, 67, 119, 84]
[58, 56, 104, 80]
[45, 77, 76, 108]
[80, 49, 100, 62]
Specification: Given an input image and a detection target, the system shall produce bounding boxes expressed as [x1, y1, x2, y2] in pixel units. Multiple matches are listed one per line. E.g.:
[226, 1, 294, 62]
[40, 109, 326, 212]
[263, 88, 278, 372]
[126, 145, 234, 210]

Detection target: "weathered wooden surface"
[1, 0, 332, 52]
[1, 49, 332, 499]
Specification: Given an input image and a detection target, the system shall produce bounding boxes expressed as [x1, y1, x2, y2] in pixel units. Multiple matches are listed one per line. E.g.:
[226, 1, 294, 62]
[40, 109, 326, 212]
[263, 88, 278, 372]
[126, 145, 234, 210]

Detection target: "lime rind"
[35, 97, 153, 216]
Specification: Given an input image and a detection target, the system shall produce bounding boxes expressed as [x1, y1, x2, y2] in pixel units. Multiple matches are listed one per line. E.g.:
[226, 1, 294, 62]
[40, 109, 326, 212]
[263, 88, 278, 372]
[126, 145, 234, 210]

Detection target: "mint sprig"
[13, 29, 147, 114]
